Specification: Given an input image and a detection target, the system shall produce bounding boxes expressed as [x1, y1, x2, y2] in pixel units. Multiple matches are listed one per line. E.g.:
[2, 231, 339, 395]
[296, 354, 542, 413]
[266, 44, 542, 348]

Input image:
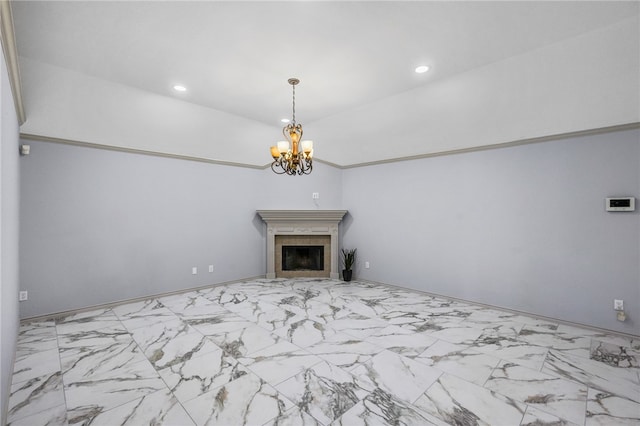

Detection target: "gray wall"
[257, 160, 343, 211]
[341, 128, 639, 335]
[19, 141, 343, 318]
[19, 141, 264, 317]
[1, 50, 21, 424]
[18, 128, 640, 336]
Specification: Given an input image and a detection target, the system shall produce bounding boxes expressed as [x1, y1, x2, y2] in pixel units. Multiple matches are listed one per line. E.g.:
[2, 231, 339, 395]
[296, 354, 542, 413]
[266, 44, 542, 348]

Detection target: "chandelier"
[270, 78, 313, 175]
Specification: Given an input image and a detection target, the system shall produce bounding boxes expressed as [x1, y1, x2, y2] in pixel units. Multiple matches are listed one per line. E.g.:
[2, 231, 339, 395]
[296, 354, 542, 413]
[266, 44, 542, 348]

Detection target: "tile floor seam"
[54, 326, 70, 424]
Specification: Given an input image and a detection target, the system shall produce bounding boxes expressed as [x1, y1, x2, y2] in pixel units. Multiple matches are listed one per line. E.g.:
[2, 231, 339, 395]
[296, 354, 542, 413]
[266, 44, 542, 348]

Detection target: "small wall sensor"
[605, 197, 635, 212]
[19, 144, 30, 156]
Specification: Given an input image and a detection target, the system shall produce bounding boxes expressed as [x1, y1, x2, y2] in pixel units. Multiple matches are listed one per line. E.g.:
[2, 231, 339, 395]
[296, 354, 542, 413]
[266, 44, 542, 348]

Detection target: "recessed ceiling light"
[415, 65, 430, 74]
[173, 85, 187, 92]
[281, 118, 290, 123]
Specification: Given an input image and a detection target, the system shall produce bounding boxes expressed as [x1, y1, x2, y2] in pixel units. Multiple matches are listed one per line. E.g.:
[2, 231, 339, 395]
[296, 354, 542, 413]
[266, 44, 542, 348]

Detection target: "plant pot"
[342, 269, 353, 282]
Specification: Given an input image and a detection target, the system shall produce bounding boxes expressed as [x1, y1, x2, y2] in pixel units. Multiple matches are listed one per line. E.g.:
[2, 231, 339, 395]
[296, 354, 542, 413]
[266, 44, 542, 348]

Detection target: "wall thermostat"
[605, 197, 635, 212]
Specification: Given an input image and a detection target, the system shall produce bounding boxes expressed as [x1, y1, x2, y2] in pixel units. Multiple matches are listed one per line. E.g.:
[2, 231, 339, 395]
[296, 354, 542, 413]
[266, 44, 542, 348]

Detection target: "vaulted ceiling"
[11, 1, 640, 167]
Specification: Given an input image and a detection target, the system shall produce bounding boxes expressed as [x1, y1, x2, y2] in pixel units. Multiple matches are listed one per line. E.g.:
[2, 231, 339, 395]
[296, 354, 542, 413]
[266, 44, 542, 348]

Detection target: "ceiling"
[10, 1, 640, 167]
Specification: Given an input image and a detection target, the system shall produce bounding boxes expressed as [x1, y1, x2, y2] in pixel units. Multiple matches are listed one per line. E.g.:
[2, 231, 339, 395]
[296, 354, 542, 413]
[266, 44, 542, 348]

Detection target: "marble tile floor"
[7, 278, 640, 426]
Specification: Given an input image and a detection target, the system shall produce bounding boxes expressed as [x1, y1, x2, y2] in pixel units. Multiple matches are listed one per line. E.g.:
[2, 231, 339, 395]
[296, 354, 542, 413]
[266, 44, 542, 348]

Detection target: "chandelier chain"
[291, 84, 296, 125]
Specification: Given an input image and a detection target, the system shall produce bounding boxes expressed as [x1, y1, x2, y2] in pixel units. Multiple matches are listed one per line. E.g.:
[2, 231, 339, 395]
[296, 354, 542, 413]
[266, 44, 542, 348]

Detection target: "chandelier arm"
[270, 160, 287, 174]
[299, 163, 311, 175]
[303, 158, 312, 174]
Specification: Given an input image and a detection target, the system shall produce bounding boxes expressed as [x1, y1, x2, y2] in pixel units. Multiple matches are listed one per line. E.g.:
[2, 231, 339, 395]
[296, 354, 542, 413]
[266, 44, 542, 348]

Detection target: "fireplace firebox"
[282, 246, 324, 271]
[274, 235, 330, 278]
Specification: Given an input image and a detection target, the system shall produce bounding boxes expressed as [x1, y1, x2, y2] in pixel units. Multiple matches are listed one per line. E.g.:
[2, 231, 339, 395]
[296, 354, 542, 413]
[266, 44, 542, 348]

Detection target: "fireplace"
[257, 210, 347, 279]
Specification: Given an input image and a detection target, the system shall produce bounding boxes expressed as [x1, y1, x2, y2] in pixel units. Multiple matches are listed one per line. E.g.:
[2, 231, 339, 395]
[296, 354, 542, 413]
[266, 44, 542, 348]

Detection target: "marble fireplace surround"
[257, 210, 348, 279]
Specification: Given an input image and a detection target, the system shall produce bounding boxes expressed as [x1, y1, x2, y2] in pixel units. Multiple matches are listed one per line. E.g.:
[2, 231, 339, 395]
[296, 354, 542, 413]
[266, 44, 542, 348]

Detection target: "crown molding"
[21, 132, 344, 171]
[0, 0, 25, 124]
[20, 133, 268, 170]
[340, 122, 640, 169]
[22, 122, 639, 171]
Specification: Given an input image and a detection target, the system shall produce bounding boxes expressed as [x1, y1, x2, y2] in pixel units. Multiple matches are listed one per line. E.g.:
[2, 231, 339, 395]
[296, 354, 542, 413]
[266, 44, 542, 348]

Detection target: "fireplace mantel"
[257, 210, 347, 279]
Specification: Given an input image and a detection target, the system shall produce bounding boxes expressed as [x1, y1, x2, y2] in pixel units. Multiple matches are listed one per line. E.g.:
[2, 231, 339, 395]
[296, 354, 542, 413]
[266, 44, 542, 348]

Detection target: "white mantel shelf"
[257, 210, 348, 223]
[257, 210, 348, 279]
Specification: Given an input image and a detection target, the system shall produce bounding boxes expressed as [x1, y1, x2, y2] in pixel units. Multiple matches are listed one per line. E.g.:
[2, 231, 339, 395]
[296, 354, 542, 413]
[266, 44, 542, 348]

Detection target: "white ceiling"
[11, 1, 640, 167]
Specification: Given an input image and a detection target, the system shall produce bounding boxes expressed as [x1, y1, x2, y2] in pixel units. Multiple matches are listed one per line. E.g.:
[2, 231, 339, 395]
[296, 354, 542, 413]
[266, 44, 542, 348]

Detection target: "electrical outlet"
[365, 261, 370, 269]
[19, 291, 28, 301]
[614, 299, 624, 311]
[312, 192, 319, 199]
[209, 265, 214, 273]
[192, 267, 197, 275]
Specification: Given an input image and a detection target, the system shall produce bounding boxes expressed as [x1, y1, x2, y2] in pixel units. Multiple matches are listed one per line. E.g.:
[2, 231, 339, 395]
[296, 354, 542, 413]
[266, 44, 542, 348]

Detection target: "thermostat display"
[606, 197, 635, 212]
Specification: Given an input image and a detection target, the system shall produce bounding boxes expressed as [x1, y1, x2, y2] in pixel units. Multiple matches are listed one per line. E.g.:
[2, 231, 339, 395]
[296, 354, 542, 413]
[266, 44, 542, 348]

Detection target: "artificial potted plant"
[341, 248, 357, 282]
